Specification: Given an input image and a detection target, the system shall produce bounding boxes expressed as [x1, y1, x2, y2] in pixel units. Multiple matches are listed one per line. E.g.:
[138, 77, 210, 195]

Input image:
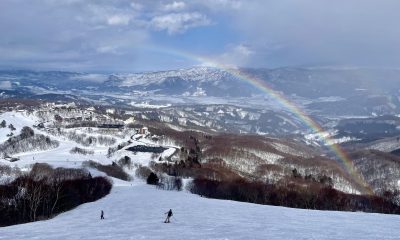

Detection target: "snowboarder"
[101, 210, 104, 220]
[164, 209, 173, 223]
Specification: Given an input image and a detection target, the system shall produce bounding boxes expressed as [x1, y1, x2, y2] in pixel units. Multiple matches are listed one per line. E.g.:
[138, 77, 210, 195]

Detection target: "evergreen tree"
[147, 172, 159, 185]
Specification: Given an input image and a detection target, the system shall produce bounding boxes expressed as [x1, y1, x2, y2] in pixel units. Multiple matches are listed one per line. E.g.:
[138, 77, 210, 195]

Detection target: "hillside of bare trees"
[0, 163, 111, 227]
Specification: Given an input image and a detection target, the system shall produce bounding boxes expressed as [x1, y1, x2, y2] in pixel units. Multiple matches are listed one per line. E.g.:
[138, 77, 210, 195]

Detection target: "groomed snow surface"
[1, 182, 399, 240]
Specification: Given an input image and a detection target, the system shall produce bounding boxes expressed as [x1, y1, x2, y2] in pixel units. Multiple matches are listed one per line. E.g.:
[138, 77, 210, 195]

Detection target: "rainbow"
[137, 46, 374, 194]
[225, 68, 373, 194]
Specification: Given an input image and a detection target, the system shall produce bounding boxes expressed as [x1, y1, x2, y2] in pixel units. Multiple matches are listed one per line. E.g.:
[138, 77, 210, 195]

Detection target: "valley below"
[0, 67, 400, 239]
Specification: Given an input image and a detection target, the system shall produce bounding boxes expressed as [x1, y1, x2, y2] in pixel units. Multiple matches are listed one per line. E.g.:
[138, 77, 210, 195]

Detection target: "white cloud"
[163, 1, 186, 11]
[195, 0, 243, 11]
[233, 44, 253, 57]
[96, 45, 119, 54]
[151, 12, 211, 34]
[106, 14, 131, 26]
[214, 44, 254, 67]
[130, 2, 143, 11]
[214, 0, 242, 9]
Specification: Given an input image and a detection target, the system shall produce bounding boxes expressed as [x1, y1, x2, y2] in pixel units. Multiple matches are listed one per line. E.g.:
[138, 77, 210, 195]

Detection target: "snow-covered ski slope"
[1, 182, 399, 240]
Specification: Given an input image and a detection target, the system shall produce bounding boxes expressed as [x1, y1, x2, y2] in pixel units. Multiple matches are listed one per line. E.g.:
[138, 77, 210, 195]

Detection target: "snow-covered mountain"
[132, 104, 309, 136]
[104, 67, 260, 97]
[113, 67, 231, 87]
[1, 67, 399, 118]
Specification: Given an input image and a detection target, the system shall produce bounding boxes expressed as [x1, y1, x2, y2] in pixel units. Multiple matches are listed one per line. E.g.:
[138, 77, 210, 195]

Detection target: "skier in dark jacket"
[164, 209, 173, 223]
[101, 210, 105, 220]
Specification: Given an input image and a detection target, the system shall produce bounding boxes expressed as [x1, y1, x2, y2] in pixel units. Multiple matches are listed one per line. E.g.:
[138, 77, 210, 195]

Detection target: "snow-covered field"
[1, 182, 399, 240]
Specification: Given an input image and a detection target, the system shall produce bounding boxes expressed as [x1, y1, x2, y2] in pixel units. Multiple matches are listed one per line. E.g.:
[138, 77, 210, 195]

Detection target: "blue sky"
[0, 0, 400, 72]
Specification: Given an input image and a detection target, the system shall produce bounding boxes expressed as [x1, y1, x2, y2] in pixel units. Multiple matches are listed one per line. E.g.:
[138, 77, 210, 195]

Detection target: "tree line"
[0, 163, 112, 227]
[189, 177, 400, 214]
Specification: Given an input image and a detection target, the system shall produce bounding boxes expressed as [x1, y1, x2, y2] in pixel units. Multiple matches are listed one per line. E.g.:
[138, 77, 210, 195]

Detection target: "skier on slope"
[101, 210, 105, 220]
[164, 209, 173, 223]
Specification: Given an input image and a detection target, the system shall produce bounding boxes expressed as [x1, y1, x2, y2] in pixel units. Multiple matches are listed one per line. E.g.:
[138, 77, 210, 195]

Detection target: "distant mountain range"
[0, 67, 399, 118]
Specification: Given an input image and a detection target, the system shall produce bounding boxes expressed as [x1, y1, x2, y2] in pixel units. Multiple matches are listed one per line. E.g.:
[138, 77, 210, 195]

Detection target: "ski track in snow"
[0, 183, 399, 240]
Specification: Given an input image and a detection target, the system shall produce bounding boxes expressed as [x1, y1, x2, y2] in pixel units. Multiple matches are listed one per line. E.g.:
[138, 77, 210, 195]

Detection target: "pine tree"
[147, 172, 159, 185]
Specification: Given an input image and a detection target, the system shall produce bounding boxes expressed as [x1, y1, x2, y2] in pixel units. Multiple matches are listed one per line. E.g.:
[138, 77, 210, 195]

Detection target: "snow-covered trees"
[53, 129, 116, 147]
[118, 156, 132, 169]
[0, 127, 59, 158]
[135, 166, 152, 180]
[156, 175, 183, 191]
[70, 147, 94, 155]
[20, 126, 34, 138]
